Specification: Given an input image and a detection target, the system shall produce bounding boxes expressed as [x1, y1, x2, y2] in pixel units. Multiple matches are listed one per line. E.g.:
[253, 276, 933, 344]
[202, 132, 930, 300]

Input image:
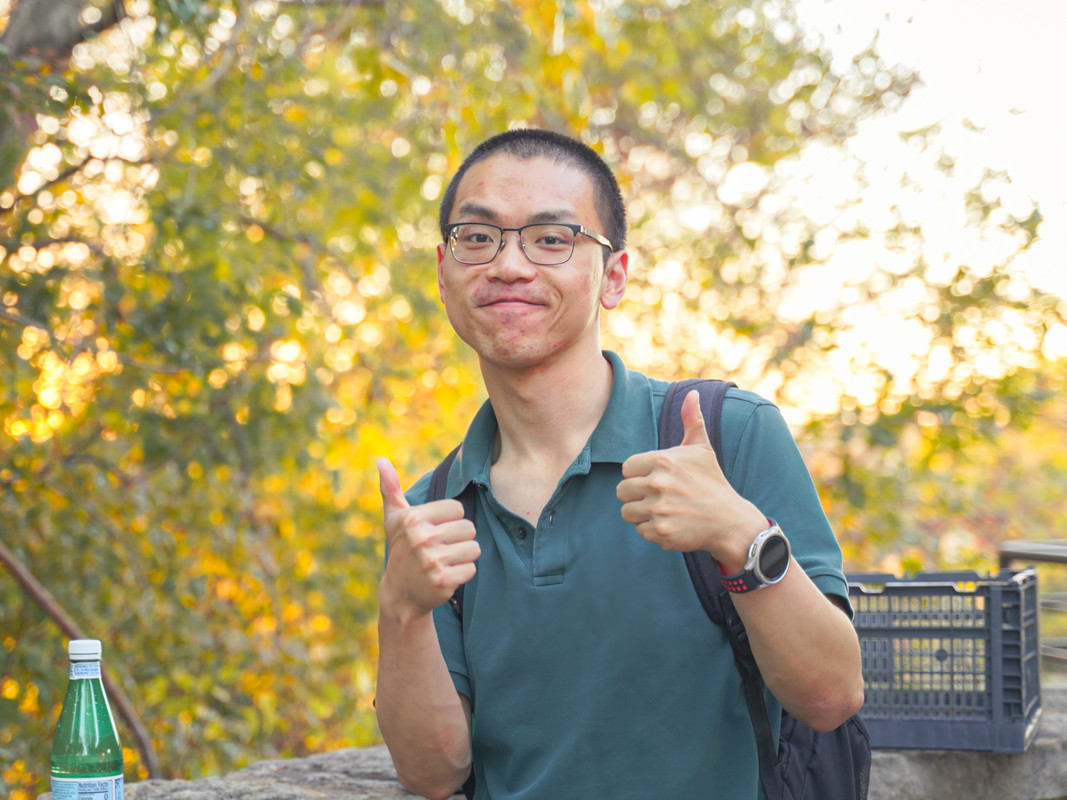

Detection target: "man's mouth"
[479, 296, 545, 308]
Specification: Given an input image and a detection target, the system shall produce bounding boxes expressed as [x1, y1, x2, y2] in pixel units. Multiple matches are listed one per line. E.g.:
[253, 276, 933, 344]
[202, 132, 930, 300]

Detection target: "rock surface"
[868, 688, 1067, 800]
[123, 745, 407, 800]
[41, 690, 1067, 800]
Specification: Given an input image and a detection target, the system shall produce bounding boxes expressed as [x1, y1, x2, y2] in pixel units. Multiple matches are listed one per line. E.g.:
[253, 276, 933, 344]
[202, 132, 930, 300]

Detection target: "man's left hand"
[616, 389, 765, 569]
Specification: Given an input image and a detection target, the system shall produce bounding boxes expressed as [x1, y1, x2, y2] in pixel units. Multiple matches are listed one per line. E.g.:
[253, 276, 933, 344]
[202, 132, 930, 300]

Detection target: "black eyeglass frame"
[444, 222, 616, 266]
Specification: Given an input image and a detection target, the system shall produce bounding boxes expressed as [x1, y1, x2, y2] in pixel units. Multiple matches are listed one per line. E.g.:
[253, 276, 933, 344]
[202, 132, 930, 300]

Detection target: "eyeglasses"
[444, 222, 616, 266]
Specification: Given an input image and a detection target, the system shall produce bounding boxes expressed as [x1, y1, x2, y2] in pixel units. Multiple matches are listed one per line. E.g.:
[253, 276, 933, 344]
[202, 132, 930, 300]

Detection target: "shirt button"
[517, 528, 528, 540]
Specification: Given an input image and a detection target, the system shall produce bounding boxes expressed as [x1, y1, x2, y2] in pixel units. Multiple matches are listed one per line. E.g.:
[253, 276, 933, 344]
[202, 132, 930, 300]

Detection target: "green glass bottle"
[50, 639, 124, 800]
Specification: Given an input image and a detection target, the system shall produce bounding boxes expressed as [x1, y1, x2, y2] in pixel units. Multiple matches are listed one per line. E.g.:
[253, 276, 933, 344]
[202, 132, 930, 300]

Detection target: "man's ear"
[600, 250, 628, 310]
[436, 242, 447, 302]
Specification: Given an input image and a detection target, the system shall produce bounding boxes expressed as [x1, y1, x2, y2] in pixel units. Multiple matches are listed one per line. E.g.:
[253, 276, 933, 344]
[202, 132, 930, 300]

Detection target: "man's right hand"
[378, 457, 480, 620]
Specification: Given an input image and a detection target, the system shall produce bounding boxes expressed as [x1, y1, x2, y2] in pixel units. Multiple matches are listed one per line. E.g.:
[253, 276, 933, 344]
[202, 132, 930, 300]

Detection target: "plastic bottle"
[50, 638, 124, 800]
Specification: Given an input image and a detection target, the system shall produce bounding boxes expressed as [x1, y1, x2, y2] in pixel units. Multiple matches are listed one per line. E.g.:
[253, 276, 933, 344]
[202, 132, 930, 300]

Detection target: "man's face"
[437, 153, 627, 371]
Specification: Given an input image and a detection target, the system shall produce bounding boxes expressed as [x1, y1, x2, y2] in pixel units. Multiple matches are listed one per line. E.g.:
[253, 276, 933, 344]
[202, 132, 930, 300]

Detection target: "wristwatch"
[719, 520, 791, 593]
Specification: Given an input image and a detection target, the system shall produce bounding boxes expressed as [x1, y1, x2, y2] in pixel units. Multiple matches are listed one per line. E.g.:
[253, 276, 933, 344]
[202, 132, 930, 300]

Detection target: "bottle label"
[70, 662, 102, 679]
[51, 775, 123, 800]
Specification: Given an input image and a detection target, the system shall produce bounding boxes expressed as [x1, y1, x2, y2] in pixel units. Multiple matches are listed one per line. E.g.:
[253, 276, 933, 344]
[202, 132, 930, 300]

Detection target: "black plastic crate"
[847, 569, 1042, 753]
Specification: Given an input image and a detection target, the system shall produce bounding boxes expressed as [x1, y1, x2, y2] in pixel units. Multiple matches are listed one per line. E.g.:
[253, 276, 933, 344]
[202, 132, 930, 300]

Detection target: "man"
[375, 128, 864, 800]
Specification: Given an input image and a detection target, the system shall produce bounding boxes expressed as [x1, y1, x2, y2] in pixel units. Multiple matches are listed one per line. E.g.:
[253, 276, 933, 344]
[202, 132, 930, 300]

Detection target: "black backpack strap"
[719, 596, 784, 800]
[429, 445, 459, 501]
[661, 380, 784, 800]
[660, 378, 733, 468]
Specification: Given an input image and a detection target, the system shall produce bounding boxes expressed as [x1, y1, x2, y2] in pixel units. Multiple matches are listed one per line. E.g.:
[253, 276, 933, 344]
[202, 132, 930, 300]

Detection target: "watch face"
[757, 534, 790, 582]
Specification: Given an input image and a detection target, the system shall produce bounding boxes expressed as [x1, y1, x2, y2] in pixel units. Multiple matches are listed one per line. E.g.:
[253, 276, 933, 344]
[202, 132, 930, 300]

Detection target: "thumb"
[377, 457, 410, 514]
[679, 389, 712, 448]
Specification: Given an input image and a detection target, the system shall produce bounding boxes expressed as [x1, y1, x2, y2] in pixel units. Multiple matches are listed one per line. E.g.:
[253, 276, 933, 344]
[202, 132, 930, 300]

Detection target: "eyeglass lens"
[450, 224, 578, 265]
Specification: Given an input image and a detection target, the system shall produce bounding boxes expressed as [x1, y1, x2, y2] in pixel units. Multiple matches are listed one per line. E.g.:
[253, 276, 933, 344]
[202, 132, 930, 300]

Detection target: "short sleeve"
[432, 600, 472, 702]
[720, 391, 852, 616]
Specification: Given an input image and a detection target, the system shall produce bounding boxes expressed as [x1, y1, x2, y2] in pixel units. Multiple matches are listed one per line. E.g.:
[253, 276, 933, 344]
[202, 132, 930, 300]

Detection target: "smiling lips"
[476, 294, 547, 309]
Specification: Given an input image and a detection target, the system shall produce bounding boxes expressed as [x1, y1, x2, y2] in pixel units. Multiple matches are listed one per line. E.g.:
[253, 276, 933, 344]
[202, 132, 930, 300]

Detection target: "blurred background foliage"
[1, 0, 1065, 796]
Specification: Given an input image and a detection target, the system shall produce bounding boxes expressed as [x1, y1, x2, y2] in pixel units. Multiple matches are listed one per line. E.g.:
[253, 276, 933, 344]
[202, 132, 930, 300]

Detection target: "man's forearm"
[376, 606, 472, 800]
[734, 561, 865, 732]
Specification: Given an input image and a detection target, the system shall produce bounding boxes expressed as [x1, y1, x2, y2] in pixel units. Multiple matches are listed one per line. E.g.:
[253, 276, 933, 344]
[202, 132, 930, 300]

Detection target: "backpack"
[429, 378, 871, 800]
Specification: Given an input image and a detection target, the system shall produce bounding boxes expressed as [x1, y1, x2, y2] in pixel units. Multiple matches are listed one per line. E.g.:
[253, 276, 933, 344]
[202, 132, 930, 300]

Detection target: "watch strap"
[720, 567, 763, 593]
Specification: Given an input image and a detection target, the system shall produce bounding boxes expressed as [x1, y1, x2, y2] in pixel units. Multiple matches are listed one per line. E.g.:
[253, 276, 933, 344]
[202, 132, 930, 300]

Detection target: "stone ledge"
[868, 688, 1067, 800]
[42, 690, 1067, 800]
[123, 746, 406, 800]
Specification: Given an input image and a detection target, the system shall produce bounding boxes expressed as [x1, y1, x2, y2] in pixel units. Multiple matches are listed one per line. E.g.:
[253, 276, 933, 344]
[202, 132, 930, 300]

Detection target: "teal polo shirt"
[406, 351, 849, 800]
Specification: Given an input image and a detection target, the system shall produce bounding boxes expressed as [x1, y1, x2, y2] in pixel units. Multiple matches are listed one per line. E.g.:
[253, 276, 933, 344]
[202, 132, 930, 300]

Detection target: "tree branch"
[0, 158, 91, 219]
[0, 306, 49, 331]
[0, 536, 161, 777]
[0, 0, 127, 61]
[0, 306, 228, 375]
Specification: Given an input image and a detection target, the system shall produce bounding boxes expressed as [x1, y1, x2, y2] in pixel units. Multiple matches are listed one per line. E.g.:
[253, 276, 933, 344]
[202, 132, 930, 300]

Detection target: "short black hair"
[438, 129, 626, 252]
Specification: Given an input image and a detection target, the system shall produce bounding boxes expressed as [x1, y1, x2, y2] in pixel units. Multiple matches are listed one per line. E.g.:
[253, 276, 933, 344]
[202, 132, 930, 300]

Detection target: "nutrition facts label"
[51, 775, 124, 800]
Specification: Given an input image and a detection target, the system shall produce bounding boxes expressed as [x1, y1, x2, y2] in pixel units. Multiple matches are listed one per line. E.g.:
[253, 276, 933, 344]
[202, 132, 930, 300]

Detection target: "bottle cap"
[68, 639, 102, 660]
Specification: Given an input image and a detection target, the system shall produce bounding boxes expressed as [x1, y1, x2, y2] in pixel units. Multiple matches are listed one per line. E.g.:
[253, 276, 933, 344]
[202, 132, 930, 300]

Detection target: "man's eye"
[536, 235, 573, 250]
[459, 230, 495, 246]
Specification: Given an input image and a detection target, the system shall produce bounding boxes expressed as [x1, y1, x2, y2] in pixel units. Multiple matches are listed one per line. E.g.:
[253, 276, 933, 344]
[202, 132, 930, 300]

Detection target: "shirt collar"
[447, 351, 660, 496]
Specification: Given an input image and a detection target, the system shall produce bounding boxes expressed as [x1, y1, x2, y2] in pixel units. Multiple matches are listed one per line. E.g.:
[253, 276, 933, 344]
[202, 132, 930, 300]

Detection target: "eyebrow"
[454, 203, 577, 225]
[455, 202, 498, 221]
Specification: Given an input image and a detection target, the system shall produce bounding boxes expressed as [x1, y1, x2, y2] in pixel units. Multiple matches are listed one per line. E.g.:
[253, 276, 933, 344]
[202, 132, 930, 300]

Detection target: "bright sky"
[794, 0, 1067, 300]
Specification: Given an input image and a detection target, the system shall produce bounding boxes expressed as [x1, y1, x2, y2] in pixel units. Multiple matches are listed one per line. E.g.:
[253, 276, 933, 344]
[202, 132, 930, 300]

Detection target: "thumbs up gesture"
[617, 390, 765, 563]
[378, 457, 480, 620]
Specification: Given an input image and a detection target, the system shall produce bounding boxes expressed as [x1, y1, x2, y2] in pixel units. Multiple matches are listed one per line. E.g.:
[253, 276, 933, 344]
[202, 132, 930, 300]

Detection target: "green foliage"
[0, 0, 1065, 797]
[813, 361, 1067, 574]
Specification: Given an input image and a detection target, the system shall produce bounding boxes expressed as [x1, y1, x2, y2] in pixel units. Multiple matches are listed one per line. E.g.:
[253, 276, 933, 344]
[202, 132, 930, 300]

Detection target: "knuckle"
[650, 451, 675, 470]
[407, 526, 433, 551]
[415, 546, 442, 575]
[430, 568, 452, 592]
[648, 518, 673, 538]
[394, 506, 424, 534]
[645, 497, 673, 518]
[645, 472, 672, 494]
[419, 552, 449, 587]
[644, 519, 681, 549]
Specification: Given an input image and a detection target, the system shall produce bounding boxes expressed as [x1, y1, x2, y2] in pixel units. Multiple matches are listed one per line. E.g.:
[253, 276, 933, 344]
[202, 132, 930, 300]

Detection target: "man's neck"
[480, 346, 614, 469]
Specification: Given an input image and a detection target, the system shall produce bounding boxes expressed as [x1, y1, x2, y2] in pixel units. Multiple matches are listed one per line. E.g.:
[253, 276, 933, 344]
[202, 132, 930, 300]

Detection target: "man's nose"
[485, 232, 536, 280]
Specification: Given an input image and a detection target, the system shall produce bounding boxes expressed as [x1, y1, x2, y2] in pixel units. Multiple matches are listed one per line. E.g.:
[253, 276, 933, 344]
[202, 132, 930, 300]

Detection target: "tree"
[1, 1, 1064, 797]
